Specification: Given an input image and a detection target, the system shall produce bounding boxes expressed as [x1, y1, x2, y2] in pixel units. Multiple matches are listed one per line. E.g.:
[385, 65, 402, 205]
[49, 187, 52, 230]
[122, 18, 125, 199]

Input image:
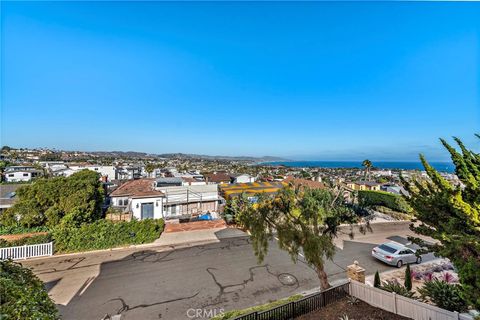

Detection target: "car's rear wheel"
[396, 260, 403, 268]
[416, 256, 422, 264]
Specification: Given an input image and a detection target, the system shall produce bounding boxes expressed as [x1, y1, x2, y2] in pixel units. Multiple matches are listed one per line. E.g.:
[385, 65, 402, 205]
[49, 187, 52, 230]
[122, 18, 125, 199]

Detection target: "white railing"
[0, 242, 53, 260]
[349, 280, 474, 320]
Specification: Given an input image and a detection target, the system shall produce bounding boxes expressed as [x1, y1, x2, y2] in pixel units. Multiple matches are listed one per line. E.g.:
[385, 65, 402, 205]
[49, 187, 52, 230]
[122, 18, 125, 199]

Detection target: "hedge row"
[358, 190, 411, 213]
[0, 225, 49, 235]
[52, 219, 165, 253]
[0, 234, 52, 248]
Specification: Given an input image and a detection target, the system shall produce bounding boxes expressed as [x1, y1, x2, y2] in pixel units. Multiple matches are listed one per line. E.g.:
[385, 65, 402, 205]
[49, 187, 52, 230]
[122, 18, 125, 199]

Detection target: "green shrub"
[0, 259, 58, 319]
[0, 234, 52, 248]
[374, 271, 381, 288]
[211, 294, 303, 320]
[0, 170, 105, 228]
[417, 280, 467, 312]
[0, 225, 49, 235]
[52, 219, 165, 253]
[358, 190, 411, 213]
[405, 264, 412, 291]
[381, 280, 415, 298]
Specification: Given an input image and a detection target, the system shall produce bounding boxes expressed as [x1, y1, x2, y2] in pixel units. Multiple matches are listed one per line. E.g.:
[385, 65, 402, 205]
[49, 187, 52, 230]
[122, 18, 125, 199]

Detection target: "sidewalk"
[164, 219, 228, 232]
[155, 226, 247, 246]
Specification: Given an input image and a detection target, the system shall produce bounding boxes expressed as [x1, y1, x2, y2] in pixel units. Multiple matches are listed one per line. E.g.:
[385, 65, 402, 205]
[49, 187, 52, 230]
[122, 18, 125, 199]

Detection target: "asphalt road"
[24, 222, 434, 320]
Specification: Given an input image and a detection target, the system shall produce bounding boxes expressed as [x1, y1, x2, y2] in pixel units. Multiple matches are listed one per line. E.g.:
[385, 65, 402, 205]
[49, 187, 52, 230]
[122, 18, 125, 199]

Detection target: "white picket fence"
[0, 242, 53, 260]
[349, 280, 474, 320]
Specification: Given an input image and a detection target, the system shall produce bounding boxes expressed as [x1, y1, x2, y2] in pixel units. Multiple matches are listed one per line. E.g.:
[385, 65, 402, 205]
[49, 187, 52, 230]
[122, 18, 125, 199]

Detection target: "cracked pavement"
[22, 222, 434, 320]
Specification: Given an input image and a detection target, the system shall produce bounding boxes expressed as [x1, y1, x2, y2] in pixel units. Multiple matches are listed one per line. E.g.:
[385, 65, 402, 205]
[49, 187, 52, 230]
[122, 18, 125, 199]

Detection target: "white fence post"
[392, 292, 397, 314]
[0, 242, 53, 260]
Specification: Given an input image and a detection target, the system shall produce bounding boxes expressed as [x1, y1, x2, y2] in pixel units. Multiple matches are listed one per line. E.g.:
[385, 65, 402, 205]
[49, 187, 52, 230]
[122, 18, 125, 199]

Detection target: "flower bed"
[374, 259, 458, 292]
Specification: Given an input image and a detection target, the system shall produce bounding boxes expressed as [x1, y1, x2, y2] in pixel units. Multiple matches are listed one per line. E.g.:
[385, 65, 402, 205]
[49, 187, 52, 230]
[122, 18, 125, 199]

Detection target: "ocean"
[260, 161, 455, 173]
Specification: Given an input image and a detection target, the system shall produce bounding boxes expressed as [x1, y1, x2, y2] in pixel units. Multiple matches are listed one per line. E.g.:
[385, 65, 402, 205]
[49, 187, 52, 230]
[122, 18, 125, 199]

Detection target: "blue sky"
[1, 1, 479, 161]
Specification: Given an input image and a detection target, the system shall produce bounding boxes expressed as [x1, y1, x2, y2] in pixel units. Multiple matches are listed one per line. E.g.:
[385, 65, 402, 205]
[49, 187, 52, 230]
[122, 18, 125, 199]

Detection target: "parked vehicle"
[372, 241, 422, 267]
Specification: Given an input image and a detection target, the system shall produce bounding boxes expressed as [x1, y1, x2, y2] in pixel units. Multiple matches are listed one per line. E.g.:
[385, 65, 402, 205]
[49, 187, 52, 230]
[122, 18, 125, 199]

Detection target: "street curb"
[21, 220, 408, 261]
[22, 234, 251, 261]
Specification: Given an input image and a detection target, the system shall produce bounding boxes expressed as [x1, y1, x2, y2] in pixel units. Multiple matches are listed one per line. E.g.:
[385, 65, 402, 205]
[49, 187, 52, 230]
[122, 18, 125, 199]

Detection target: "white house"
[116, 166, 142, 180]
[4, 166, 42, 182]
[110, 179, 164, 220]
[68, 165, 117, 181]
[380, 184, 409, 196]
[231, 174, 256, 184]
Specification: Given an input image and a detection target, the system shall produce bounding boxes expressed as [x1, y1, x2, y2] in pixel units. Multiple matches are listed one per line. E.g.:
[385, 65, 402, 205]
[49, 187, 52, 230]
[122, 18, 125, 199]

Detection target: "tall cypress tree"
[402, 134, 480, 309]
[404, 264, 412, 291]
[374, 271, 381, 288]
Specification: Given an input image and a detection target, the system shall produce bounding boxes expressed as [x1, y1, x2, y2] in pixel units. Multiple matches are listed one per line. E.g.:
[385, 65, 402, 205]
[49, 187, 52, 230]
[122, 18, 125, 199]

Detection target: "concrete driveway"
[23, 221, 434, 320]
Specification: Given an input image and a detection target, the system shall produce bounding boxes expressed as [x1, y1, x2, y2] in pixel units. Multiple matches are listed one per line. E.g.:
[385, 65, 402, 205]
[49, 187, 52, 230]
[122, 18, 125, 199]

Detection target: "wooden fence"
[0, 242, 53, 260]
[349, 280, 474, 320]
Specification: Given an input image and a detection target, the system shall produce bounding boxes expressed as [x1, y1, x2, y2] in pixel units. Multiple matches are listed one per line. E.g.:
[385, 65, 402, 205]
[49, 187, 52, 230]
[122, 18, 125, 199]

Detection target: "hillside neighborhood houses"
[0, 149, 459, 222]
[0, 146, 475, 320]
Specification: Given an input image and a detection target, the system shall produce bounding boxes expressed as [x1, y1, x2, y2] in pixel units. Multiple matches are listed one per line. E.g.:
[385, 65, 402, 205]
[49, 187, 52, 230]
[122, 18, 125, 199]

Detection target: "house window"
[8, 174, 14, 177]
[23, 173, 29, 177]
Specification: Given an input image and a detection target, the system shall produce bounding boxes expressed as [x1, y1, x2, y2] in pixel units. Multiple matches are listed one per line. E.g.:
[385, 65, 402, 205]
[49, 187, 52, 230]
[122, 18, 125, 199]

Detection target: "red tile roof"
[205, 172, 231, 183]
[110, 179, 164, 198]
[284, 176, 325, 189]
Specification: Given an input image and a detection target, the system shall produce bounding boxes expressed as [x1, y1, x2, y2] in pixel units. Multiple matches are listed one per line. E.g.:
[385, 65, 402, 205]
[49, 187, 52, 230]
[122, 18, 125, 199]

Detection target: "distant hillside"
[86, 151, 288, 162]
[156, 153, 288, 162]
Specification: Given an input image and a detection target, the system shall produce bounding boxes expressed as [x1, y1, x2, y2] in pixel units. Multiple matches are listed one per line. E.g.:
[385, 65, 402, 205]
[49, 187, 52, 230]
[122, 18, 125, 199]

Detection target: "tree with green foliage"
[223, 193, 251, 224]
[404, 264, 412, 291]
[362, 159, 373, 180]
[0, 259, 58, 319]
[402, 134, 480, 309]
[0, 170, 105, 228]
[236, 186, 366, 290]
[300, 170, 311, 179]
[0, 160, 10, 179]
[374, 271, 381, 288]
[377, 177, 389, 184]
[145, 163, 155, 177]
[39, 153, 62, 161]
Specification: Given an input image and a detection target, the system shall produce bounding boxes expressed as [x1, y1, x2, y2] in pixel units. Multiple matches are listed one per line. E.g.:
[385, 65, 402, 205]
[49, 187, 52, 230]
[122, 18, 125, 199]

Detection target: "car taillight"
[385, 256, 393, 261]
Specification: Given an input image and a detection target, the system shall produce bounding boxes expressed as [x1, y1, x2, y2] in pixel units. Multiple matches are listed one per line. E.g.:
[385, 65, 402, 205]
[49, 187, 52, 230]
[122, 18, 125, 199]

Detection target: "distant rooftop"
[110, 179, 164, 198]
[219, 181, 285, 199]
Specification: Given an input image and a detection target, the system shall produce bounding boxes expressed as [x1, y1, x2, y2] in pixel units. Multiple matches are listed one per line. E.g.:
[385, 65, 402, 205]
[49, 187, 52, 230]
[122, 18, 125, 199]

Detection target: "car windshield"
[378, 244, 397, 254]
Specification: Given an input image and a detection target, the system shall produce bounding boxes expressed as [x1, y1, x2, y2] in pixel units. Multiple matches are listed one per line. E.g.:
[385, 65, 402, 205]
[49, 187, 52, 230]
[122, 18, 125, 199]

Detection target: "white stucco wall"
[130, 197, 164, 220]
[5, 171, 33, 182]
[234, 175, 255, 183]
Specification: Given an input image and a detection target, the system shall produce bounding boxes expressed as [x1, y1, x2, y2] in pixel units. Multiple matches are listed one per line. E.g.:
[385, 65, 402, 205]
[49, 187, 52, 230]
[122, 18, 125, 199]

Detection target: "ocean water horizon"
[260, 161, 455, 173]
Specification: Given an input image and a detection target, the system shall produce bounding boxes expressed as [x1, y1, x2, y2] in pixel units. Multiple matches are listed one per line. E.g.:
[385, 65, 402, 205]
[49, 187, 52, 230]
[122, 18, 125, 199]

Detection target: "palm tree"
[362, 159, 372, 180]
